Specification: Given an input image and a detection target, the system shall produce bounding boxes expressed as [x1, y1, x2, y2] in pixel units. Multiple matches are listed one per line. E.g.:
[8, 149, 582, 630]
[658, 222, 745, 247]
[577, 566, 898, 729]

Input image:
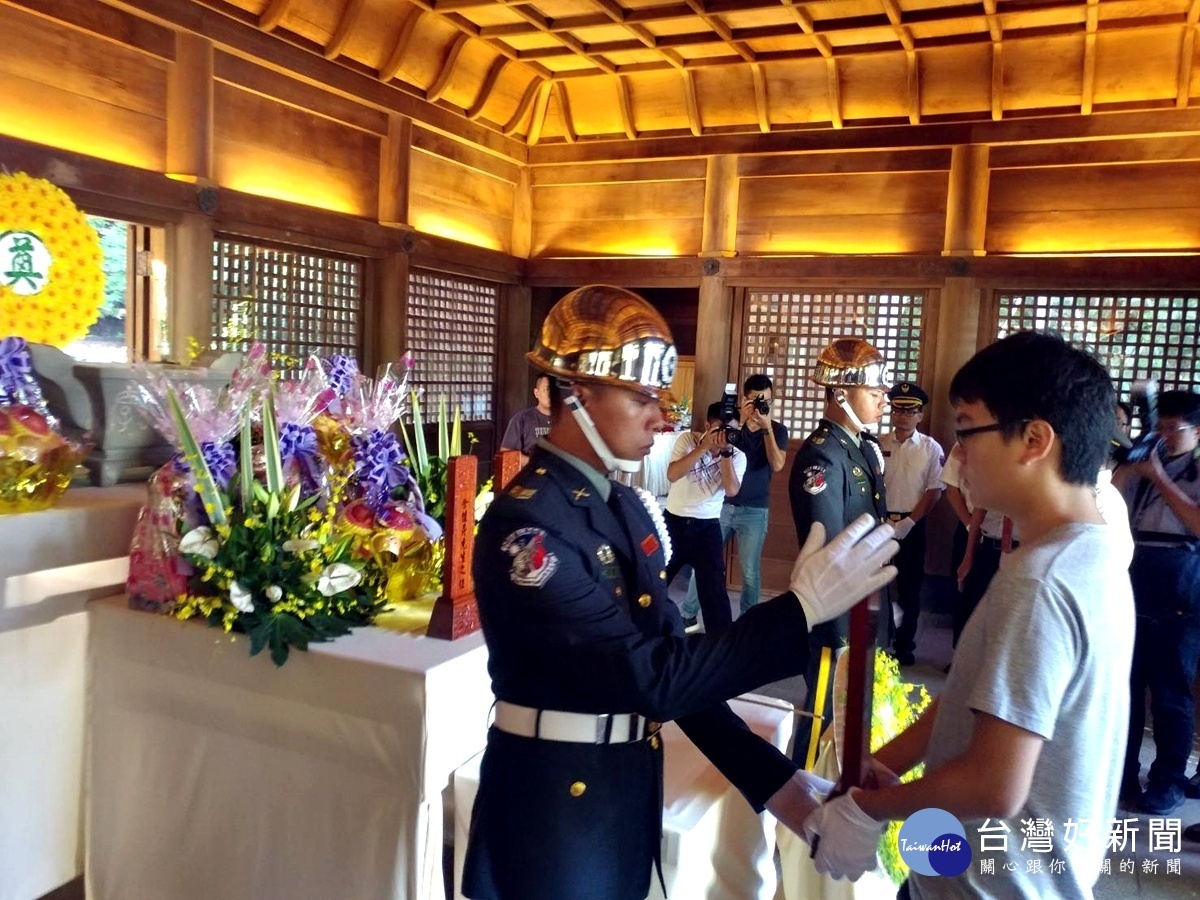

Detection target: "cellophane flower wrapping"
[126, 345, 447, 664]
[0, 336, 89, 514]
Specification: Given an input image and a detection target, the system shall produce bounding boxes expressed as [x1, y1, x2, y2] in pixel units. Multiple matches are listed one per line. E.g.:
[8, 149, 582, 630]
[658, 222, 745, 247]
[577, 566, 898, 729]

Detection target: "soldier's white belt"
[493, 701, 650, 744]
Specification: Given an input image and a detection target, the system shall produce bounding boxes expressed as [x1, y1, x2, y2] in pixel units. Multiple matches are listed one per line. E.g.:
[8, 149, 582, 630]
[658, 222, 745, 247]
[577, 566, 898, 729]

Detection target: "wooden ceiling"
[189, 0, 1200, 145]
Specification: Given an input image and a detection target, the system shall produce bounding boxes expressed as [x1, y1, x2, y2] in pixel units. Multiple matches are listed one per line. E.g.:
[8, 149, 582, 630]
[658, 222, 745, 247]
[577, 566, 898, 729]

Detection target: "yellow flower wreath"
[0, 172, 105, 347]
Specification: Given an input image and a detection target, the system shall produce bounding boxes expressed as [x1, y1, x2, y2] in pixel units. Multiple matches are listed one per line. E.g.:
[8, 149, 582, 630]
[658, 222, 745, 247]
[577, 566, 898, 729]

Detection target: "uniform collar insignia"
[572, 487, 590, 501]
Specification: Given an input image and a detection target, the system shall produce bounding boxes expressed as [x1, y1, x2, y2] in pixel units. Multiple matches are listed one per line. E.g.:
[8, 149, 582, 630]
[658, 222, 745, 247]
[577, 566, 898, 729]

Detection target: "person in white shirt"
[878, 382, 944, 666]
[663, 402, 747, 633]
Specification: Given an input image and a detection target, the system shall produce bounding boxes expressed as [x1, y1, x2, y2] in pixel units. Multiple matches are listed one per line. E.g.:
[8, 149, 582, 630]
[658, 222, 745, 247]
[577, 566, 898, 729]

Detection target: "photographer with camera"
[680, 375, 788, 624]
[663, 401, 747, 633]
[1114, 388, 1200, 816]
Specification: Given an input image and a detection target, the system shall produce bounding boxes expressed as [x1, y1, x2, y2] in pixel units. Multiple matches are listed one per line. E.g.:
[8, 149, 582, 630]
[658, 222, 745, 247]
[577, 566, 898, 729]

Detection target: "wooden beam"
[738, 148, 952, 178]
[379, 113, 411, 227]
[751, 63, 771, 133]
[683, 69, 703, 136]
[166, 32, 214, 183]
[826, 58, 843, 129]
[1081, 0, 1098, 115]
[779, 0, 832, 58]
[684, 0, 756, 63]
[503, 77, 544, 136]
[880, 0, 915, 52]
[324, 0, 366, 60]
[258, 0, 292, 32]
[617, 74, 638, 140]
[990, 135, 1200, 169]
[411, 125, 521, 183]
[527, 79, 554, 146]
[1179, 2, 1200, 108]
[3, 0, 175, 60]
[943, 144, 990, 256]
[991, 42, 1004, 121]
[426, 32, 470, 103]
[511, 166, 532, 258]
[554, 81, 577, 144]
[466, 56, 509, 120]
[700, 154, 739, 257]
[906, 49, 920, 125]
[381, 10, 425, 83]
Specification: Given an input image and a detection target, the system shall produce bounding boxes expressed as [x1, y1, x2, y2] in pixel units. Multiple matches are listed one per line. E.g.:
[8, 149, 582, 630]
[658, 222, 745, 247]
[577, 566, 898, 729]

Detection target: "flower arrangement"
[127, 346, 447, 664]
[0, 172, 105, 347]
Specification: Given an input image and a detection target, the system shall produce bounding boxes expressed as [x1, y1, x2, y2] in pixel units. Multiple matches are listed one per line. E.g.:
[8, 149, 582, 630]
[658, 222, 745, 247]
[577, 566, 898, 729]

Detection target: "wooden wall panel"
[530, 179, 704, 257]
[0, 4, 167, 170]
[562, 79, 626, 137]
[694, 67, 756, 129]
[628, 70, 696, 133]
[988, 162, 1200, 252]
[214, 83, 379, 217]
[409, 149, 515, 252]
[1002, 35, 1085, 111]
[840, 52, 909, 122]
[1095, 26, 1181, 104]
[762, 58, 831, 125]
[916, 45, 991, 117]
[737, 171, 949, 255]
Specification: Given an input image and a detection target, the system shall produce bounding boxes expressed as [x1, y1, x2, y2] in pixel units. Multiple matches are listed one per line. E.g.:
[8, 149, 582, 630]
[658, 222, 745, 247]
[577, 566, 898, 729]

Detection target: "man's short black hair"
[743, 374, 772, 395]
[1157, 389, 1200, 426]
[706, 401, 724, 423]
[949, 331, 1115, 485]
[534, 372, 552, 390]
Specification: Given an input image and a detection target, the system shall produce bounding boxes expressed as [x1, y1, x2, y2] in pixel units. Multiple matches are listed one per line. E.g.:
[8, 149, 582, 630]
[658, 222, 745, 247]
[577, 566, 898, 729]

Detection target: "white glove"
[804, 789, 886, 882]
[766, 769, 837, 839]
[790, 514, 899, 628]
[892, 516, 915, 541]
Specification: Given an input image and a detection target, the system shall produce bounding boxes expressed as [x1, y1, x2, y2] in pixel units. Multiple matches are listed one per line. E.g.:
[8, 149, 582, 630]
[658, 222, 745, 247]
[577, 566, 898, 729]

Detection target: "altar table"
[86, 597, 494, 900]
[0, 485, 142, 900]
[452, 693, 794, 900]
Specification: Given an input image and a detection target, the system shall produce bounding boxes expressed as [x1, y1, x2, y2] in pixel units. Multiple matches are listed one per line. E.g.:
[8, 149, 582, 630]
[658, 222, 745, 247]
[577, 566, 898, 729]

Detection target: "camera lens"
[753, 397, 770, 415]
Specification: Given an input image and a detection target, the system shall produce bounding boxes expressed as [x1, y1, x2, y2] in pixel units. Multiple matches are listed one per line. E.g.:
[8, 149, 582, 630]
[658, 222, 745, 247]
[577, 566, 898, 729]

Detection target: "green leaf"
[253, 483, 270, 506]
[285, 482, 302, 514]
[411, 391, 429, 474]
[239, 405, 254, 507]
[438, 394, 448, 461]
[398, 418, 418, 476]
[166, 388, 227, 527]
[266, 492, 280, 521]
[451, 404, 462, 458]
[261, 391, 284, 498]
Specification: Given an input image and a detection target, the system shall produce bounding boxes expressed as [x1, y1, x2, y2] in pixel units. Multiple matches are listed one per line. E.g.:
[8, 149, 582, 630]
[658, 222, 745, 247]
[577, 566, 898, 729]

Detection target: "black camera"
[1121, 379, 1159, 465]
[719, 383, 741, 443]
[751, 395, 770, 416]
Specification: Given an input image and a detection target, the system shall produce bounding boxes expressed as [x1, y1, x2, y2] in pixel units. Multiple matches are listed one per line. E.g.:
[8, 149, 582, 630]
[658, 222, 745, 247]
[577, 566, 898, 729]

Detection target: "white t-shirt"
[664, 431, 746, 519]
[939, 450, 1013, 541]
[879, 429, 945, 513]
[911, 523, 1135, 900]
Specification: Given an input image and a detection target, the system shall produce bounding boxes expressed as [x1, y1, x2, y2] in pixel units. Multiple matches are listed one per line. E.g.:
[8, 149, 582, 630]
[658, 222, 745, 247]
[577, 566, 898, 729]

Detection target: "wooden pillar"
[693, 275, 733, 417]
[379, 113, 411, 227]
[499, 284, 533, 429]
[942, 144, 990, 257]
[167, 214, 215, 360]
[166, 33, 214, 183]
[511, 167, 532, 259]
[700, 155, 739, 258]
[373, 250, 409, 369]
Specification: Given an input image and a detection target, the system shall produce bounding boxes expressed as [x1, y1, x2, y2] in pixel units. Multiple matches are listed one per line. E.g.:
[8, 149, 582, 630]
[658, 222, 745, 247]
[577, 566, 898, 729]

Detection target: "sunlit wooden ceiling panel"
[841, 53, 910, 122]
[1094, 26, 1183, 103]
[627, 70, 693, 134]
[693, 67, 756, 130]
[763, 58, 834, 125]
[1002, 35, 1086, 112]
[918, 44, 992, 116]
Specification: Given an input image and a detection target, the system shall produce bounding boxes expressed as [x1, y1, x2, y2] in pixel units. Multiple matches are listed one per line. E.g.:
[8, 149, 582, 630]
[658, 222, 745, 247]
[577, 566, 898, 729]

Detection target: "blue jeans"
[682, 504, 770, 619]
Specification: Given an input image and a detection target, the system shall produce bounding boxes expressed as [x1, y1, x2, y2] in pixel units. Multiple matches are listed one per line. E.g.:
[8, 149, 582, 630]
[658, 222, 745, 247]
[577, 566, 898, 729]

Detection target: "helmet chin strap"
[564, 393, 643, 475]
[833, 389, 868, 433]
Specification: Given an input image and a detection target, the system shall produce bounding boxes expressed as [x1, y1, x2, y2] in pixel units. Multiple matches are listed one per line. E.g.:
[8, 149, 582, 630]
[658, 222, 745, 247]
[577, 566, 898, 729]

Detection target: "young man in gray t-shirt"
[805, 332, 1135, 899]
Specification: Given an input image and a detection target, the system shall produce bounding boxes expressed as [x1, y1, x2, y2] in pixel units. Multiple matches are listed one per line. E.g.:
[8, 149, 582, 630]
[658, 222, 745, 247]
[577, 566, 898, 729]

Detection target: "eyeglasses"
[954, 419, 1031, 444]
[1155, 422, 1196, 435]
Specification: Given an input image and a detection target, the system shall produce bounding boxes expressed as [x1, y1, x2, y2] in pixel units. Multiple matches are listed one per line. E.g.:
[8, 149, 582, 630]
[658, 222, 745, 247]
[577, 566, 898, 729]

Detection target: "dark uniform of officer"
[464, 286, 833, 900]
[788, 339, 891, 763]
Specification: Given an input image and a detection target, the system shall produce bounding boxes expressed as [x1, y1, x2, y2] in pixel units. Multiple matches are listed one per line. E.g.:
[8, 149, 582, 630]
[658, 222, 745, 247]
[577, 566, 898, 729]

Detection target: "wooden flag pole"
[427, 454, 481, 640]
[840, 591, 879, 789]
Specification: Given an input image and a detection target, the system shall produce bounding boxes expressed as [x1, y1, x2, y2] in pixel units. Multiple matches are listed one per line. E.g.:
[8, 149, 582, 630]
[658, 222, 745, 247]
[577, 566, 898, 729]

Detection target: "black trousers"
[663, 510, 732, 633]
[891, 519, 927, 657]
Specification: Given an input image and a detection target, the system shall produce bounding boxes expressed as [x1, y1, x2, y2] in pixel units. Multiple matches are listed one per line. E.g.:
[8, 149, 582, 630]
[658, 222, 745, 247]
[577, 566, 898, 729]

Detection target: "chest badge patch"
[803, 465, 827, 495]
[596, 544, 615, 565]
[510, 486, 537, 500]
[852, 466, 864, 477]
[640, 533, 660, 557]
[501, 527, 559, 588]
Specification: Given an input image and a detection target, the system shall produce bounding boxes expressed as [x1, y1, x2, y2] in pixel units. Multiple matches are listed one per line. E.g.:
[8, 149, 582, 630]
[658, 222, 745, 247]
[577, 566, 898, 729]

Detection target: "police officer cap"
[888, 381, 929, 409]
[527, 284, 678, 402]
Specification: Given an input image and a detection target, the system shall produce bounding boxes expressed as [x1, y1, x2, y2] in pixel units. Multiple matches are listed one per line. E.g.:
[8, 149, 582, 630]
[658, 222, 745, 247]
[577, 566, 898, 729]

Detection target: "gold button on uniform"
[569, 781, 587, 797]
[648, 735, 661, 750]
[614, 586, 623, 597]
[659, 569, 667, 580]
[647, 721, 660, 732]
[875, 492, 881, 500]
[637, 593, 652, 608]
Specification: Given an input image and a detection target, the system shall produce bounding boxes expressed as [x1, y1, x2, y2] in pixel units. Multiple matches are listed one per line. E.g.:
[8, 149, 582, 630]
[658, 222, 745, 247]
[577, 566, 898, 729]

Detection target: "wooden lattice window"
[211, 238, 362, 367]
[994, 291, 1200, 417]
[740, 289, 927, 441]
[406, 269, 498, 422]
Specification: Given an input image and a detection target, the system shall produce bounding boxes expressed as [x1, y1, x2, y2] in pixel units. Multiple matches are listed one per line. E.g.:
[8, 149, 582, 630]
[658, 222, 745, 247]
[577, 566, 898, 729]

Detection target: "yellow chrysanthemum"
[0, 172, 105, 347]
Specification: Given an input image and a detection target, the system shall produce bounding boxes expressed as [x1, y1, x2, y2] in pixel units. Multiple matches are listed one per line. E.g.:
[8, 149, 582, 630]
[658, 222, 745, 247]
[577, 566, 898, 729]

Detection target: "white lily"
[229, 581, 255, 613]
[265, 585, 283, 602]
[317, 563, 362, 597]
[180, 526, 220, 560]
[282, 538, 320, 553]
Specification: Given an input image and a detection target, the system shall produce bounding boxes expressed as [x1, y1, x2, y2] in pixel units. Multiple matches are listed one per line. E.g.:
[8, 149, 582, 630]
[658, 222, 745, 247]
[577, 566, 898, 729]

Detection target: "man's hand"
[804, 789, 886, 882]
[743, 396, 772, 429]
[766, 770, 836, 838]
[892, 516, 915, 541]
[790, 514, 899, 628]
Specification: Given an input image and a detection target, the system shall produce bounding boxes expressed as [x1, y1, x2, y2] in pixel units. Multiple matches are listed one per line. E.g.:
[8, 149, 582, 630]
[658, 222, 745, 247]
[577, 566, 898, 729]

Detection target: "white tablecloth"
[452, 693, 793, 900]
[86, 596, 493, 900]
[0, 485, 142, 900]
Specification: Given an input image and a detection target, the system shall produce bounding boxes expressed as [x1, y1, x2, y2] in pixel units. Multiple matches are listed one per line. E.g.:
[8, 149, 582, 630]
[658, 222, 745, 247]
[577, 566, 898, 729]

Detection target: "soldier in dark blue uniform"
[462, 286, 899, 900]
[788, 338, 892, 766]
